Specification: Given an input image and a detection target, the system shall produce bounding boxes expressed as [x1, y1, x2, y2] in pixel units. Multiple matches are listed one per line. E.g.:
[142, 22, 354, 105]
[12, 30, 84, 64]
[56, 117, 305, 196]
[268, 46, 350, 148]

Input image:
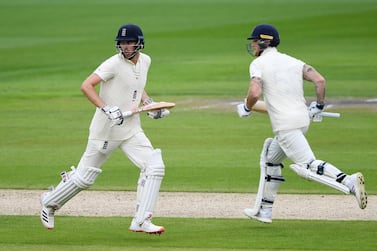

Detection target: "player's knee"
[260, 138, 285, 181]
[145, 149, 165, 177]
[72, 165, 102, 189]
[266, 141, 286, 165]
[266, 163, 285, 185]
[266, 163, 283, 176]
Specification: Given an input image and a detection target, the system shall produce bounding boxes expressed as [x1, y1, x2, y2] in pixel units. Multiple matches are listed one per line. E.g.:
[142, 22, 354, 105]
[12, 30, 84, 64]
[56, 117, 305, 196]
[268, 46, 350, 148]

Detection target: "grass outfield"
[1, 216, 377, 251]
[0, 0, 376, 193]
[1, 98, 376, 193]
[0, 0, 377, 250]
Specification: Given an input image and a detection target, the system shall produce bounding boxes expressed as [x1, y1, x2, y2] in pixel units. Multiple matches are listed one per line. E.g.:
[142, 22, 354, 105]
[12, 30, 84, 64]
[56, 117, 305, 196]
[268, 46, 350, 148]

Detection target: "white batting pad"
[309, 160, 343, 179]
[290, 164, 350, 194]
[145, 149, 165, 176]
[134, 172, 146, 214]
[135, 176, 162, 224]
[73, 166, 102, 188]
[134, 149, 165, 224]
[249, 138, 273, 215]
[42, 166, 102, 210]
[262, 164, 285, 208]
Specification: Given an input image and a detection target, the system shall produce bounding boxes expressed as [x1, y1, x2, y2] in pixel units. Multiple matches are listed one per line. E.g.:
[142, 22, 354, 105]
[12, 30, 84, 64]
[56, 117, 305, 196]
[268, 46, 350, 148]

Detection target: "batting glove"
[101, 105, 124, 126]
[308, 101, 324, 122]
[143, 97, 154, 106]
[143, 97, 170, 119]
[147, 108, 170, 119]
[237, 103, 252, 118]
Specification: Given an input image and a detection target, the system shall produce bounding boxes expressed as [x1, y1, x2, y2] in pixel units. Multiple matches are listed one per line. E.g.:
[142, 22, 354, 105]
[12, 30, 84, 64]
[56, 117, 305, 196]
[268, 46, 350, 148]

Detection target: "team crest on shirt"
[132, 90, 137, 102]
[103, 141, 108, 150]
[121, 28, 127, 37]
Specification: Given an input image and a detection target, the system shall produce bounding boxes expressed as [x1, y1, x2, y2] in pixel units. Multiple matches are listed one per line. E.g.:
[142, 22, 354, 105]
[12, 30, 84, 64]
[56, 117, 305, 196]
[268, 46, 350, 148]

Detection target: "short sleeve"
[94, 57, 116, 81]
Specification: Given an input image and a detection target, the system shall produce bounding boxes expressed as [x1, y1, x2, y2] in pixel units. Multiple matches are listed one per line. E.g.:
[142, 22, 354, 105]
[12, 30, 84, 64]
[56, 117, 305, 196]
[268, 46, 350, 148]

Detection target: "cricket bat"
[122, 102, 176, 117]
[251, 100, 340, 118]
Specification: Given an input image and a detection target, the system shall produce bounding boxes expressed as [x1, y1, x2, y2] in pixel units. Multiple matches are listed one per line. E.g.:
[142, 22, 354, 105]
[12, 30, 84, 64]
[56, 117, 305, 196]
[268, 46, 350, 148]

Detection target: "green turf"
[0, 0, 377, 250]
[1, 0, 377, 98]
[1, 0, 376, 193]
[1, 97, 376, 193]
[0, 216, 376, 251]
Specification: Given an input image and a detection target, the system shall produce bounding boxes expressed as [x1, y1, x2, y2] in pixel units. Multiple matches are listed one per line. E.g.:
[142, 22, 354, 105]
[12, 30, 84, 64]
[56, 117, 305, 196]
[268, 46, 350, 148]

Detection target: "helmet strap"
[255, 39, 271, 56]
[258, 39, 270, 49]
[116, 40, 144, 60]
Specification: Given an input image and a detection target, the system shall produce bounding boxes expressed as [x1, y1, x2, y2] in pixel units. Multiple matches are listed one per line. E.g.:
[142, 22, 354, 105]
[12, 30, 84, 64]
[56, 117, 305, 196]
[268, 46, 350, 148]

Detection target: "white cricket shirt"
[88, 52, 151, 140]
[249, 47, 310, 132]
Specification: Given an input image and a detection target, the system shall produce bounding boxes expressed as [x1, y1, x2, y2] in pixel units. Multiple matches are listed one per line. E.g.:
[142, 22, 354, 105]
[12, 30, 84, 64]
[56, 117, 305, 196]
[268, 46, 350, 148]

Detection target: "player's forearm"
[303, 64, 326, 104]
[80, 74, 106, 108]
[246, 95, 259, 110]
[314, 79, 326, 105]
[245, 78, 262, 109]
[141, 90, 152, 105]
[82, 88, 105, 109]
[80, 83, 105, 108]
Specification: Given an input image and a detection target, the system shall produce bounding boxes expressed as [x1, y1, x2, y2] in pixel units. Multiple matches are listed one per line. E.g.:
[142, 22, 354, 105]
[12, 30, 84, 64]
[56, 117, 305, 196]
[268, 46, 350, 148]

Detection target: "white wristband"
[101, 105, 110, 113]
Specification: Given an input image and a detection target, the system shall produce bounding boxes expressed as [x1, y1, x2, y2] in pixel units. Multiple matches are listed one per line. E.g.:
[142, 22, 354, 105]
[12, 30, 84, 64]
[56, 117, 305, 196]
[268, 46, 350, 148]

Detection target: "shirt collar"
[261, 47, 278, 56]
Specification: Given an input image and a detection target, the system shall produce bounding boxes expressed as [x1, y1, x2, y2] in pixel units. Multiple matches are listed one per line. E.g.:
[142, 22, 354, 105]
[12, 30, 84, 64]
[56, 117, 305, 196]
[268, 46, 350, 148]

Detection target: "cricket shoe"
[344, 172, 367, 209]
[244, 207, 272, 223]
[129, 218, 165, 234]
[40, 192, 55, 230]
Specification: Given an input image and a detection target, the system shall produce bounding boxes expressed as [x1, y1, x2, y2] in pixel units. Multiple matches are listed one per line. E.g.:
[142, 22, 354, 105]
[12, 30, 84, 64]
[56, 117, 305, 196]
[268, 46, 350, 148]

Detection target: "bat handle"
[321, 112, 341, 118]
[122, 111, 133, 117]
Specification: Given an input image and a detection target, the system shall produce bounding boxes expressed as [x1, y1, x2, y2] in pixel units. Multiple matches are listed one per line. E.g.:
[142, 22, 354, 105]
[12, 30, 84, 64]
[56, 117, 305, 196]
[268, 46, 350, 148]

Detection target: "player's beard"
[116, 45, 139, 60]
[122, 48, 138, 60]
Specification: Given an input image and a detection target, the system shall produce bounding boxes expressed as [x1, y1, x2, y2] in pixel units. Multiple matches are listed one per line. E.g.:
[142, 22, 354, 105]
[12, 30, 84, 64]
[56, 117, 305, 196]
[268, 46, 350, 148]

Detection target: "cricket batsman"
[237, 23, 367, 223]
[40, 23, 169, 234]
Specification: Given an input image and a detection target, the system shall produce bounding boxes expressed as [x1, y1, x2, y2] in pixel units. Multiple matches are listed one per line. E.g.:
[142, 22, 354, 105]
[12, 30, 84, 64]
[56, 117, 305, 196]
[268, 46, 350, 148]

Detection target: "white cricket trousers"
[274, 126, 316, 165]
[78, 131, 154, 171]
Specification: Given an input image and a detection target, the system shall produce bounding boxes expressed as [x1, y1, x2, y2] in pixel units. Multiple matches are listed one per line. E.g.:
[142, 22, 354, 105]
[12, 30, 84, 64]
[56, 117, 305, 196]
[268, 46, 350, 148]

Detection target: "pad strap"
[266, 175, 285, 183]
[290, 164, 350, 194]
[266, 162, 284, 168]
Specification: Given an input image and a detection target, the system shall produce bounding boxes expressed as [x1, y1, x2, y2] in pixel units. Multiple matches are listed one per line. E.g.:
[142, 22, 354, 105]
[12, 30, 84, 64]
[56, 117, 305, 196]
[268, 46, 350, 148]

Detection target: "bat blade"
[123, 102, 176, 117]
[138, 102, 176, 112]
